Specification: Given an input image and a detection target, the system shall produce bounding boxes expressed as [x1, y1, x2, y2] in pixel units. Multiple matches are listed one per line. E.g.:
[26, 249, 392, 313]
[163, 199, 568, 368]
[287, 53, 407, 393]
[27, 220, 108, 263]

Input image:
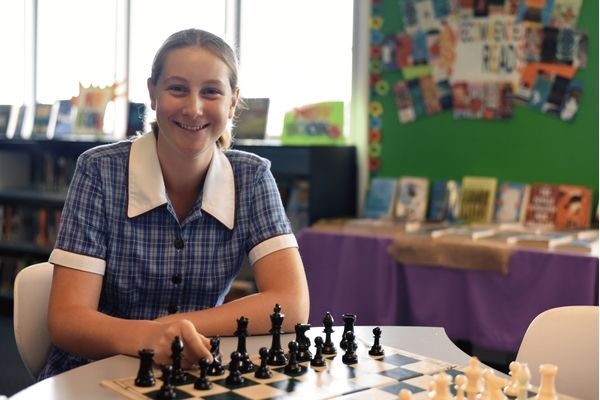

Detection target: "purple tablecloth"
[298, 228, 599, 354]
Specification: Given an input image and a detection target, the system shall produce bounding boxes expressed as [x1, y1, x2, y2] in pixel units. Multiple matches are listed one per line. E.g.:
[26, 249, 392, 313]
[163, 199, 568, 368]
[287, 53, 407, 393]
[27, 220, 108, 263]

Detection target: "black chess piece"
[369, 326, 385, 356]
[267, 304, 288, 366]
[339, 313, 356, 351]
[284, 341, 302, 374]
[310, 336, 326, 367]
[170, 336, 188, 385]
[234, 316, 255, 373]
[342, 331, 358, 365]
[225, 351, 245, 386]
[135, 348, 156, 387]
[194, 357, 213, 390]
[295, 323, 313, 362]
[322, 311, 336, 355]
[254, 347, 272, 379]
[208, 336, 225, 376]
[156, 365, 177, 400]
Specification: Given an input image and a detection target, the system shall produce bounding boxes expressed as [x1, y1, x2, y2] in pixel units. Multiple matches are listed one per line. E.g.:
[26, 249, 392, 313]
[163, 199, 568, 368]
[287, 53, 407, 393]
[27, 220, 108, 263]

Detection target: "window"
[0, 1, 27, 104]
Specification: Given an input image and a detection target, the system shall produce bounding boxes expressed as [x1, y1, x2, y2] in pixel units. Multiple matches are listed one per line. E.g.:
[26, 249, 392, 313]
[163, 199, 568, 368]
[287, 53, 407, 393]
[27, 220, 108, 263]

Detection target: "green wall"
[373, 1, 598, 201]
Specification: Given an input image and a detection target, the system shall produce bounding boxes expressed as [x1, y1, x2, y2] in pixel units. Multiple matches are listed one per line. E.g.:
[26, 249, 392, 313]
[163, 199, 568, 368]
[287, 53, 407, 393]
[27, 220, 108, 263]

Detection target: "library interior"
[0, 1, 598, 399]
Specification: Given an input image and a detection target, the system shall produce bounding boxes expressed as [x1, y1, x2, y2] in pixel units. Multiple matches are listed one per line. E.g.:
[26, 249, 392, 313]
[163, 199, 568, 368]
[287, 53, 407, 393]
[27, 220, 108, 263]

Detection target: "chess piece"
[339, 313, 356, 350]
[134, 348, 156, 387]
[170, 336, 188, 385]
[225, 351, 245, 386]
[234, 316, 255, 373]
[311, 336, 326, 367]
[194, 357, 213, 390]
[464, 357, 484, 400]
[455, 374, 467, 400]
[535, 364, 558, 400]
[208, 336, 225, 376]
[503, 361, 520, 397]
[254, 347, 272, 379]
[267, 304, 288, 365]
[341, 331, 358, 365]
[486, 371, 508, 400]
[294, 323, 313, 362]
[156, 365, 177, 400]
[430, 371, 452, 400]
[516, 363, 531, 400]
[284, 341, 302, 374]
[399, 388, 413, 399]
[368, 326, 384, 356]
[322, 311, 337, 355]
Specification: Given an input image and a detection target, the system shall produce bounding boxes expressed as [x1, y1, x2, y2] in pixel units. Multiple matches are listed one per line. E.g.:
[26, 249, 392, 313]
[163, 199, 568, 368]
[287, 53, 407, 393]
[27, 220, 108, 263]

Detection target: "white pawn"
[430, 372, 452, 400]
[503, 361, 520, 397]
[399, 388, 412, 400]
[455, 374, 467, 400]
[535, 364, 558, 400]
[516, 363, 531, 400]
[465, 357, 484, 400]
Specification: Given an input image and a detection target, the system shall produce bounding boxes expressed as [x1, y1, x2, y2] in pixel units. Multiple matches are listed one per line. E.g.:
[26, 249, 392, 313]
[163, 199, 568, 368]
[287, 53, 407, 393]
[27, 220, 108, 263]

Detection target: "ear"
[228, 87, 240, 119]
[147, 78, 157, 111]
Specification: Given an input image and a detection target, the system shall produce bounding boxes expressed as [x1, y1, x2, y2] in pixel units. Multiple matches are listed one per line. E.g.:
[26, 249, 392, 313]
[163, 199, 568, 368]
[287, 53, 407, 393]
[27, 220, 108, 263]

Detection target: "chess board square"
[232, 383, 287, 399]
[378, 381, 427, 396]
[352, 358, 400, 373]
[351, 372, 399, 388]
[331, 387, 399, 399]
[402, 359, 453, 375]
[244, 370, 290, 385]
[378, 353, 420, 366]
[401, 374, 436, 390]
[380, 366, 423, 381]
[179, 382, 230, 398]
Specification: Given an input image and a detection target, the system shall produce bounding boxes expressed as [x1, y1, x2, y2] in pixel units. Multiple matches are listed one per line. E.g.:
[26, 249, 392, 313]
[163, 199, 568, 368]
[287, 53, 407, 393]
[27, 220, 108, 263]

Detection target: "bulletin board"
[368, 0, 598, 200]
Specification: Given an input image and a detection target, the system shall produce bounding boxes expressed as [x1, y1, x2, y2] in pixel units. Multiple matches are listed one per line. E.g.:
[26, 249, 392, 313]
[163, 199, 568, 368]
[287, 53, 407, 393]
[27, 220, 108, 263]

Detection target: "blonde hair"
[149, 29, 239, 150]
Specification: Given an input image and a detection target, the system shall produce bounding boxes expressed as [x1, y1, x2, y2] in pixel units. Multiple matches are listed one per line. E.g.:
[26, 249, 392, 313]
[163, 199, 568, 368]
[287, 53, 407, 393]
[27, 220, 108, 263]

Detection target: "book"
[525, 183, 560, 228]
[479, 230, 529, 245]
[441, 226, 497, 240]
[515, 232, 575, 249]
[395, 176, 429, 222]
[554, 184, 593, 229]
[554, 238, 599, 255]
[494, 181, 531, 224]
[458, 176, 498, 224]
[427, 180, 461, 222]
[363, 177, 398, 219]
[30, 103, 53, 139]
[47, 99, 76, 138]
[9, 105, 27, 139]
[232, 98, 270, 140]
[0, 105, 12, 138]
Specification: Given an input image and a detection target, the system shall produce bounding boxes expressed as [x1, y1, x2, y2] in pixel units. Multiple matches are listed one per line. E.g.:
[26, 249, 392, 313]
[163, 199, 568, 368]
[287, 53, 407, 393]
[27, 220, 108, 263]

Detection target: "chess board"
[101, 337, 545, 400]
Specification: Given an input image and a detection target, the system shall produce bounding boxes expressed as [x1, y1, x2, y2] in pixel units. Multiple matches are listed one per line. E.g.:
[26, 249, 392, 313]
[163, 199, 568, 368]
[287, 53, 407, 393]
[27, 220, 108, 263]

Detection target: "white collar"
[127, 132, 235, 229]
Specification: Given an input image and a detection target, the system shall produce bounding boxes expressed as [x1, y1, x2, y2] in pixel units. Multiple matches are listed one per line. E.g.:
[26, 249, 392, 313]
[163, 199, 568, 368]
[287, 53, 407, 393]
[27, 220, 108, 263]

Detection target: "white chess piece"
[455, 374, 467, 400]
[516, 363, 531, 400]
[503, 361, 520, 397]
[477, 369, 492, 400]
[486, 371, 508, 400]
[430, 372, 453, 400]
[399, 388, 412, 400]
[465, 357, 484, 400]
[535, 364, 558, 400]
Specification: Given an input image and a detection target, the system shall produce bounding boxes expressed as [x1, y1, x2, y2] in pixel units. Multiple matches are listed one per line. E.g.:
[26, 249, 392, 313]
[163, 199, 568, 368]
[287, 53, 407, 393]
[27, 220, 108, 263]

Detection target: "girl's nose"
[183, 95, 204, 116]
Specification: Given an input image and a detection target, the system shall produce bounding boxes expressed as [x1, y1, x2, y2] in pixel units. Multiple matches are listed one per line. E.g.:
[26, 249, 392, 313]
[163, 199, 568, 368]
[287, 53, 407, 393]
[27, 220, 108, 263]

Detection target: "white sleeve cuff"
[248, 234, 298, 265]
[49, 248, 106, 275]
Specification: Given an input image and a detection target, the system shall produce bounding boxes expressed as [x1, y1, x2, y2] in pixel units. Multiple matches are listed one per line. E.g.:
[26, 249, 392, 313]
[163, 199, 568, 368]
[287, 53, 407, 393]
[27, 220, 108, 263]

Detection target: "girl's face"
[148, 46, 238, 158]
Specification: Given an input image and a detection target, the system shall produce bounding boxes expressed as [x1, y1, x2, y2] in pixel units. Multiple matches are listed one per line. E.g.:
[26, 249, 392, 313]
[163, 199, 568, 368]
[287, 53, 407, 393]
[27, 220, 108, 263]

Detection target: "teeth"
[178, 122, 207, 130]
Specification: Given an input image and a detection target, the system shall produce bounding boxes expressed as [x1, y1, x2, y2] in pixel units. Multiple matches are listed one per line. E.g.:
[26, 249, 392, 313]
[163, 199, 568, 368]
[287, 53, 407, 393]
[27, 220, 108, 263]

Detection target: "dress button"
[174, 238, 184, 249]
[171, 274, 182, 284]
[167, 304, 179, 314]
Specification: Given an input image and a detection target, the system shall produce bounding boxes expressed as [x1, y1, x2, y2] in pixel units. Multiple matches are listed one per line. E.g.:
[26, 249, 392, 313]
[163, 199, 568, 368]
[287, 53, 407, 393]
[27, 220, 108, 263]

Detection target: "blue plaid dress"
[38, 133, 295, 379]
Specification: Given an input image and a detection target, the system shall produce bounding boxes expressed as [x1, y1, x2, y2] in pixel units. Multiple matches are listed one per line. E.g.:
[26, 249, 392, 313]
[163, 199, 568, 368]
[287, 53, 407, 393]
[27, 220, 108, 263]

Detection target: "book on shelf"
[440, 226, 498, 240]
[30, 103, 53, 139]
[494, 181, 530, 224]
[9, 105, 27, 139]
[47, 99, 76, 138]
[0, 105, 12, 138]
[458, 176, 498, 224]
[395, 176, 429, 222]
[478, 230, 529, 245]
[554, 184, 593, 229]
[514, 231, 575, 249]
[406, 223, 457, 238]
[231, 98, 270, 140]
[427, 179, 461, 222]
[525, 183, 560, 229]
[554, 238, 599, 255]
[362, 177, 398, 219]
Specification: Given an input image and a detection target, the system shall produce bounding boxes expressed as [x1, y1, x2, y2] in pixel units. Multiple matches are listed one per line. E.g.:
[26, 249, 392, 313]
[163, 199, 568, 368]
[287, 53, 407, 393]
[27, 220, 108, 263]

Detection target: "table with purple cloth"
[297, 227, 599, 355]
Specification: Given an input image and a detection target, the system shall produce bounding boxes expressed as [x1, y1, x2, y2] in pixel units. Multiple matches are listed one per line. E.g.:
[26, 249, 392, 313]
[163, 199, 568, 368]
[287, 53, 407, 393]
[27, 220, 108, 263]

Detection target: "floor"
[0, 316, 34, 397]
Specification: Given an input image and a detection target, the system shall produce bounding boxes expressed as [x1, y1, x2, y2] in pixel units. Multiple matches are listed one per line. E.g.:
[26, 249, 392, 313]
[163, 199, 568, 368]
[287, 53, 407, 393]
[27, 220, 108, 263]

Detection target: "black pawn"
[170, 336, 187, 385]
[284, 341, 302, 374]
[157, 365, 177, 400]
[310, 336, 326, 367]
[208, 337, 225, 376]
[295, 323, 313, 362]
[342, 331, 358, 365]
[194, 357, 213, 390]
[267, 304, 288, 366]
[339, 313, 356, 351]
[135, 348, 156, 387]
[369, 327, 385, 356]
[254, 347, 272, 379]
[322, 312, 336, 355]
[225, 351, 245, 386]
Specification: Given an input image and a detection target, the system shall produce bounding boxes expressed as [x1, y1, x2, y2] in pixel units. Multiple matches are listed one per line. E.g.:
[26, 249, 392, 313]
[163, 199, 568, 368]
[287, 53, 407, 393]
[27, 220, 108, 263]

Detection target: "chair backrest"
[13, 262, 54, 379]
[516, 305, 599, 400]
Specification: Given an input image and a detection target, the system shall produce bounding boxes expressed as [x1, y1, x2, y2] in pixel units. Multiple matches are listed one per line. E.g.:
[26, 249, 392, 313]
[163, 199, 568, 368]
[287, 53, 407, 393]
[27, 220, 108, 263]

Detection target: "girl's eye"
[168, 85, 187, 94]
[202, 87, 222, 96]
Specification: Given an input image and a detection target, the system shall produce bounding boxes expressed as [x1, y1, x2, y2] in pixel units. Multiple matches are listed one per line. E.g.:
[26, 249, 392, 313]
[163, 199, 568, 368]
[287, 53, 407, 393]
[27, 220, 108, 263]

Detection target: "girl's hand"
[146, 319, 213, 368]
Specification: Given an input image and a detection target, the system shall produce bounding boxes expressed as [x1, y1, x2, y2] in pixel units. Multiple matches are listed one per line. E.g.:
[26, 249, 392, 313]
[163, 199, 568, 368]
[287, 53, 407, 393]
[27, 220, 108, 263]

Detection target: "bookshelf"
[0, 138, 357, 314]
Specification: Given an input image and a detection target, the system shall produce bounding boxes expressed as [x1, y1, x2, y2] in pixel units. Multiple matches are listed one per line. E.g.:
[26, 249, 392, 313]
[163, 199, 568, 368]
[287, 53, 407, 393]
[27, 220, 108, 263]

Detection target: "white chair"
[516, 305, 599, 400]
[13, 262, 54, 379]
